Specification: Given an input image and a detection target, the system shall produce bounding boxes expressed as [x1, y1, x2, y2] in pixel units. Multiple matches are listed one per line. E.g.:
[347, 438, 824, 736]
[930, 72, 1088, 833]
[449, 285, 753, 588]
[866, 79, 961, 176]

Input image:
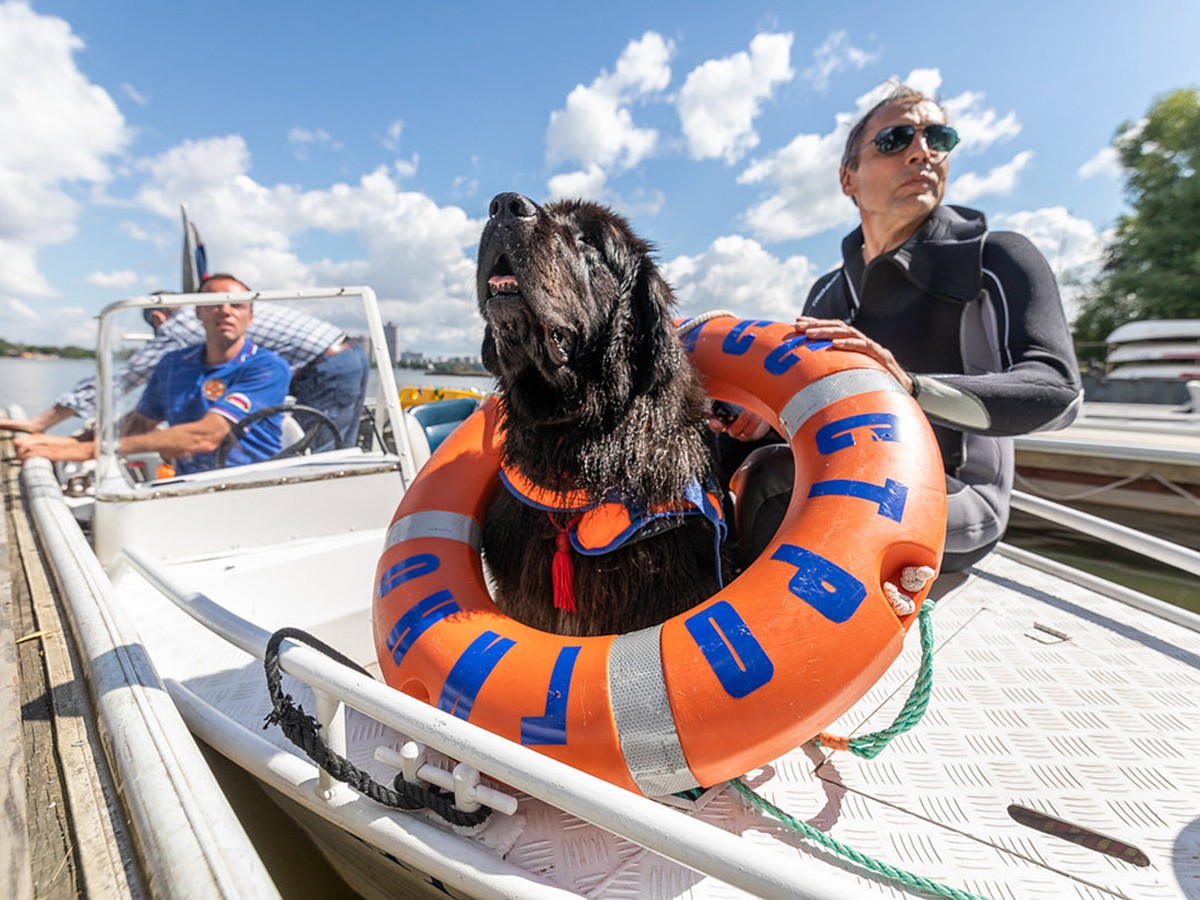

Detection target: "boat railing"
[1010, 489, 1200, 578]
[1007, 489, 1200, 633]
[121, 544, 867, 900]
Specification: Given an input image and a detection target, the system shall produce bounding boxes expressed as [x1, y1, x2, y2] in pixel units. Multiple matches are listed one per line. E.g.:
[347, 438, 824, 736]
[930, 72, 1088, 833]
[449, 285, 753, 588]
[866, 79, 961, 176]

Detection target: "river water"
[2, 356, 1194, 610]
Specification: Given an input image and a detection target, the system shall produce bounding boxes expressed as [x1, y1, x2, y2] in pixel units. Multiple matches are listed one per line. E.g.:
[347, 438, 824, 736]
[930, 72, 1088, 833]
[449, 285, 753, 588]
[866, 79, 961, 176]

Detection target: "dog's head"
[477, 193, 683, 427]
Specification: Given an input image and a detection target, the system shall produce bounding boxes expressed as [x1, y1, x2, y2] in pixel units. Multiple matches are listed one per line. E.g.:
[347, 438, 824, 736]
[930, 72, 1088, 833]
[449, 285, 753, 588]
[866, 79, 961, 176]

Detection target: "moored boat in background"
[1083, 319, 1200, 405]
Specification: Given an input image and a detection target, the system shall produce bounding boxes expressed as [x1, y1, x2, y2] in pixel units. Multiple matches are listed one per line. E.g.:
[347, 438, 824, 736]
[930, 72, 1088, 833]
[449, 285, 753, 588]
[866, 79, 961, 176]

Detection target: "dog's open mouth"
[485, 254, 573, 368]
[487, 254, 520, 300]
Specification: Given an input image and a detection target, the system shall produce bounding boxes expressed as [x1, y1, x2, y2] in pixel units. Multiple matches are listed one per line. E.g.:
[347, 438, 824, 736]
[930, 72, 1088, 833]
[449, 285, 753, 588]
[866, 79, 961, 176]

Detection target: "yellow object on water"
[399, 385, 488, 408]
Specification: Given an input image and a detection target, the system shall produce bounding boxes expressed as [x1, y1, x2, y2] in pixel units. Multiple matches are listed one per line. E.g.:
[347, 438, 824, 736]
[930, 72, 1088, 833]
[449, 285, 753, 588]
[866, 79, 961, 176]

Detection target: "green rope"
[816, 598, 938, 758]
[729, 779, 991, 900]
[728, 599, 992, 899]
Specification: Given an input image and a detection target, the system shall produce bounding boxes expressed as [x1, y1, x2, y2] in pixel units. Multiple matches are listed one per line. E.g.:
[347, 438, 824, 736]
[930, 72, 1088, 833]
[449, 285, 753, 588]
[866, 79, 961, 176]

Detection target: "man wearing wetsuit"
[16, 298, 290, 474]
[719, 84, 1082, 571]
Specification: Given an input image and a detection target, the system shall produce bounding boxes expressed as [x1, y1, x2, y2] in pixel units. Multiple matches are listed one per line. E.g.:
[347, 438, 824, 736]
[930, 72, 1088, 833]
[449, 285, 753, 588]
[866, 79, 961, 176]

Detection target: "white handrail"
[1010, 489, 1200, 578]
[122, 544, 867, 900]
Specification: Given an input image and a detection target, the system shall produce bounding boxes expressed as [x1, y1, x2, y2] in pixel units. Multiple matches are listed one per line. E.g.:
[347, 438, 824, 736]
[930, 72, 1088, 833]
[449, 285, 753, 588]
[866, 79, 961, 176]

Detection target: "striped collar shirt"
[54, 304, 345, 419]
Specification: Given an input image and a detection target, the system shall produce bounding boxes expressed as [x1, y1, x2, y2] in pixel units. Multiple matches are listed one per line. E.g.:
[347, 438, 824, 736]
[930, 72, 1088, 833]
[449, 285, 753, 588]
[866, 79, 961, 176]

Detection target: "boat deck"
[118, 531, 1200, 898]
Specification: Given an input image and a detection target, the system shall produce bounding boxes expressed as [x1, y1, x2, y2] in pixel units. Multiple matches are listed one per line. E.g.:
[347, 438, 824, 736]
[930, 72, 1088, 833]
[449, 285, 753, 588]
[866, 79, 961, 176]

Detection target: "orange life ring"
[373, 316, 946, 796]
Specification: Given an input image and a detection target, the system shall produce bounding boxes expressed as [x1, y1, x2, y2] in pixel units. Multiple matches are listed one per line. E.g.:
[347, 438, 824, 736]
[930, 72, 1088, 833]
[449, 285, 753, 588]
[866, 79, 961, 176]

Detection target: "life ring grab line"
[374, 317, 945, 795]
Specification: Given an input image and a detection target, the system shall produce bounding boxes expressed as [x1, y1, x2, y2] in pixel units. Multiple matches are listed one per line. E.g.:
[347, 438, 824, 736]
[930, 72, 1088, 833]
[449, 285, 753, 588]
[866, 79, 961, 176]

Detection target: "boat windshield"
[96, 287, 406, 490]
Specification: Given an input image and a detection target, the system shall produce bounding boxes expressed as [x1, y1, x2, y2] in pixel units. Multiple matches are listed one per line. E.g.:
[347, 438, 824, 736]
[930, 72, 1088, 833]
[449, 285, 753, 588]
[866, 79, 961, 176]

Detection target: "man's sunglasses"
[870, 123, 960, 155]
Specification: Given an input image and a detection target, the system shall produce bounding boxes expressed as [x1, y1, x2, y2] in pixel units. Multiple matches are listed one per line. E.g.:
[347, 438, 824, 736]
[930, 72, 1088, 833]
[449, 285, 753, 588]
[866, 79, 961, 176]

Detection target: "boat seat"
[403, 397, 481, 469]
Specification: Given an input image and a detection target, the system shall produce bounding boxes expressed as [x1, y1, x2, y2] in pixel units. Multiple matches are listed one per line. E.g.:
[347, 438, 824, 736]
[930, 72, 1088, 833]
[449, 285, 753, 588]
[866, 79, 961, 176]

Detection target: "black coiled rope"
[262, 626, 491, 828]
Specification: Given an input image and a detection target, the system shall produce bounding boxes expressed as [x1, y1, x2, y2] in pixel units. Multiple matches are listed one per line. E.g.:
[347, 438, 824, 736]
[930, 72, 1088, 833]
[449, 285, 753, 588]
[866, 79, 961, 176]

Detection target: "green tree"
[1074, 88, 1200, 355]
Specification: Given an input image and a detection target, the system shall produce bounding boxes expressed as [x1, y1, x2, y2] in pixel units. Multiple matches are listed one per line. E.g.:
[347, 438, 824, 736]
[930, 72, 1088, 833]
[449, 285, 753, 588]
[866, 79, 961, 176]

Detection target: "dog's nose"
[488, 192, 537, 222]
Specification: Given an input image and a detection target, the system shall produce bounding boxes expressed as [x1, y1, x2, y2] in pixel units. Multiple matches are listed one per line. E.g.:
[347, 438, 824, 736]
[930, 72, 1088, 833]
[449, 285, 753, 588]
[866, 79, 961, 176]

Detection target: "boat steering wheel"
[215, 403, 344, 467]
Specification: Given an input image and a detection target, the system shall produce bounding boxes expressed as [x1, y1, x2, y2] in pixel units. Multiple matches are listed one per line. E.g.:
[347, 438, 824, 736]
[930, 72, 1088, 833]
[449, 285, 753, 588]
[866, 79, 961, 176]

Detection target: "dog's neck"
[497, 393, 713, 502]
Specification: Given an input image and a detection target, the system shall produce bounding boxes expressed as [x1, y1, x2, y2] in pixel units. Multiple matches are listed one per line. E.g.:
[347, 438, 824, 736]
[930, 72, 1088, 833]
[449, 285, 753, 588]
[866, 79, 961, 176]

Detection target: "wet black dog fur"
[477, 192, 724, 637]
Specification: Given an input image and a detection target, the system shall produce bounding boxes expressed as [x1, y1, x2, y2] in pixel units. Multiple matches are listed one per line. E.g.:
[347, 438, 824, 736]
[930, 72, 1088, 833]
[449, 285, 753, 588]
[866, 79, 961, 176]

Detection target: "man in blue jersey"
[1, 275, 368, 451]
[16, 298, 290, 474]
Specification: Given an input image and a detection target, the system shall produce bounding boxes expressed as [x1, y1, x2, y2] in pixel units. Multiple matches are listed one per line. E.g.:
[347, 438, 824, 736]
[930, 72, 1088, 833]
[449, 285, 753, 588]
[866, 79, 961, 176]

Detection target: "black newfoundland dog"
[477, 192, 726, 637]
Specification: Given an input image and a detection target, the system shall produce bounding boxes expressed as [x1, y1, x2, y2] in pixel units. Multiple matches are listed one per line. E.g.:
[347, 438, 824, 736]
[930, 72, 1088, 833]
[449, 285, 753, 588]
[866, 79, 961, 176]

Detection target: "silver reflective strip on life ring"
[385, 510, 481, 552]
[608, 627, 700, 796]
[779, 368, 906, 438]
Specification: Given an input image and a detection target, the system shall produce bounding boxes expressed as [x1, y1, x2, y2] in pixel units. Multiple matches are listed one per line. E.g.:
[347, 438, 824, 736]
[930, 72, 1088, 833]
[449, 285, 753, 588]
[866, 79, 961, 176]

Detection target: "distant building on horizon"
[383, 321, 399, 364]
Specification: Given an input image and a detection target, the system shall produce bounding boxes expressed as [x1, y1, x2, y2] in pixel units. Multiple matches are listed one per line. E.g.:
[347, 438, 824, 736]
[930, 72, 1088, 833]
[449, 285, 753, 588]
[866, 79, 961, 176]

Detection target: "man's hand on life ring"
[794, 316, 915, 395]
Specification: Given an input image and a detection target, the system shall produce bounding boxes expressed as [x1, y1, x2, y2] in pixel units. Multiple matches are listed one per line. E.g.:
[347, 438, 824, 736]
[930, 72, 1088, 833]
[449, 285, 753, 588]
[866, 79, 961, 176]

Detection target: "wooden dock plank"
[2, 436, 146, 898]
[2, 440, 34, 900]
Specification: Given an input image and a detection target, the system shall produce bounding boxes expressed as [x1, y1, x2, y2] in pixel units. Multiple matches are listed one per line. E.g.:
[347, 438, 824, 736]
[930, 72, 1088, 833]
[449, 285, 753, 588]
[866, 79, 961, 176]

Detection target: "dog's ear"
[630, 260, 681, 395]
[481, 324, 501, 376]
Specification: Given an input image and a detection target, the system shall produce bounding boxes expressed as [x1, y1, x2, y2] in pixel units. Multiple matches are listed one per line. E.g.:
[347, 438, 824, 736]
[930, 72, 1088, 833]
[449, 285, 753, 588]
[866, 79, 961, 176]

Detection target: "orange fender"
[373, 315, 946, 796]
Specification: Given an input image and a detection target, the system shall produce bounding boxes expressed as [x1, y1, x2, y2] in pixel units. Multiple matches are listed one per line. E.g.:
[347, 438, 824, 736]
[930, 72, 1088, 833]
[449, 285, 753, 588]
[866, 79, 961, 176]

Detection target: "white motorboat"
[1104, 320, 1200, 377]
[6, 288, 1200, 899]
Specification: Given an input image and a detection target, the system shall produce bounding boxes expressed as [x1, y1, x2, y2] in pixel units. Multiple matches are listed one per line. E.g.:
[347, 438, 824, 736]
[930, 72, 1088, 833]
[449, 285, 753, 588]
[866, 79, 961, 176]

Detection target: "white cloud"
[120, 220, 171, 249]
[738, 127, 856, 242]
[1079, 145, 1121, 180]
[130, 138, 486, 357]
[86, 269, 140, 289]
[0, 2, 129, 298]
[545, 31, 672, 176]
[949, 150, 1034, 203]
[287, 126, 341, 160]
[0, 296, 95, 348]
[120, 82, 147, 106]
[802, 31, 878, 91]
[901, 68, 943, 100]
[547, 165, 607, 201]
[451, 174, 479, 198]
[942, 90, 1021, 153]
[994, 206, 1104, 276]
[992, 206, 1106, 320]
[383, 119, 404, 151]
[2, 295, 38, 323]
[662, 235, 818, 321]
[677, 32, 794, 164]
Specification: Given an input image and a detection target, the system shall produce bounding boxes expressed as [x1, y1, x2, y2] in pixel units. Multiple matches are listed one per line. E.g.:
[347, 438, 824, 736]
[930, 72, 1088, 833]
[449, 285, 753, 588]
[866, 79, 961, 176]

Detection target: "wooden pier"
[1, 434, 146, 899]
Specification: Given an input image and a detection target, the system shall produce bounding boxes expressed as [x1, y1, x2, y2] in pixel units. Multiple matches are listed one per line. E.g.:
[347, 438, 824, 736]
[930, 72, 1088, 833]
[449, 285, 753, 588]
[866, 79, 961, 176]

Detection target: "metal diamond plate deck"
[121, 541, 1200, 899]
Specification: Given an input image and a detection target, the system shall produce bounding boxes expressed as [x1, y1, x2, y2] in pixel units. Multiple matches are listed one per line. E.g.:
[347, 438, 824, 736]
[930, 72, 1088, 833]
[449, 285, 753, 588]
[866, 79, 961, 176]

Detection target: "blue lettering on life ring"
[763, 334, 833, 375]
[807, 477, 907, 522]
[386, 589, 461, 665]
[815, 413, 900, 455]
[722, 319, 773, 356]
[378, 551, 439, 597]
[439, 631, 516, 719]
[520, 645, 581, 746]
[685, 600, 774, 698]
[769, 544, 866, 623]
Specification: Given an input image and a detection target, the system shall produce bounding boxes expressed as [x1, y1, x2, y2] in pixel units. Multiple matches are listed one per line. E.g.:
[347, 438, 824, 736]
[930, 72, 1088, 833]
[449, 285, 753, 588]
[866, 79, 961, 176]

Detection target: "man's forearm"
[119, 415, 230, 458]
[0, 404, 75, 434]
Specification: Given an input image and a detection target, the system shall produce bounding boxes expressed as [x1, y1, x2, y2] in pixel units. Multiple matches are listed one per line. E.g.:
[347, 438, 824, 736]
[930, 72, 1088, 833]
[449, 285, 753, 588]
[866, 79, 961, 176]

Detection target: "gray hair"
[840, 82, 948, 172]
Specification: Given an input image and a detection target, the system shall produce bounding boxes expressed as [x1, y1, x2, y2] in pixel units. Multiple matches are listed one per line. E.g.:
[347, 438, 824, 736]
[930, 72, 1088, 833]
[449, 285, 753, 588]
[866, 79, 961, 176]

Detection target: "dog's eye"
[576, 230, 601, 251]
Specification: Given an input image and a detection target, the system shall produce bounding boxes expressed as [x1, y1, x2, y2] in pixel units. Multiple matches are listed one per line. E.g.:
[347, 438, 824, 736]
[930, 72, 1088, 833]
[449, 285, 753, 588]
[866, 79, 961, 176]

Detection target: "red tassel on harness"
[551, 515, 580, 612]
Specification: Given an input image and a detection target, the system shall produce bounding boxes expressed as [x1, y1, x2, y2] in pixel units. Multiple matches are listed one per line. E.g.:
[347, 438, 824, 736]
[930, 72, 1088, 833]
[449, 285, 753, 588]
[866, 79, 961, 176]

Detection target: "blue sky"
[2, 0, 1198, 356]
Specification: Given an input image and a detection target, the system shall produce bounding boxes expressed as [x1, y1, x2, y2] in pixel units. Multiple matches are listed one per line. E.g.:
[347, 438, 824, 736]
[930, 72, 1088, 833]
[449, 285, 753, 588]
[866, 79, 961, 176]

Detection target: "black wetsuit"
[803, 204, 1082, 569]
